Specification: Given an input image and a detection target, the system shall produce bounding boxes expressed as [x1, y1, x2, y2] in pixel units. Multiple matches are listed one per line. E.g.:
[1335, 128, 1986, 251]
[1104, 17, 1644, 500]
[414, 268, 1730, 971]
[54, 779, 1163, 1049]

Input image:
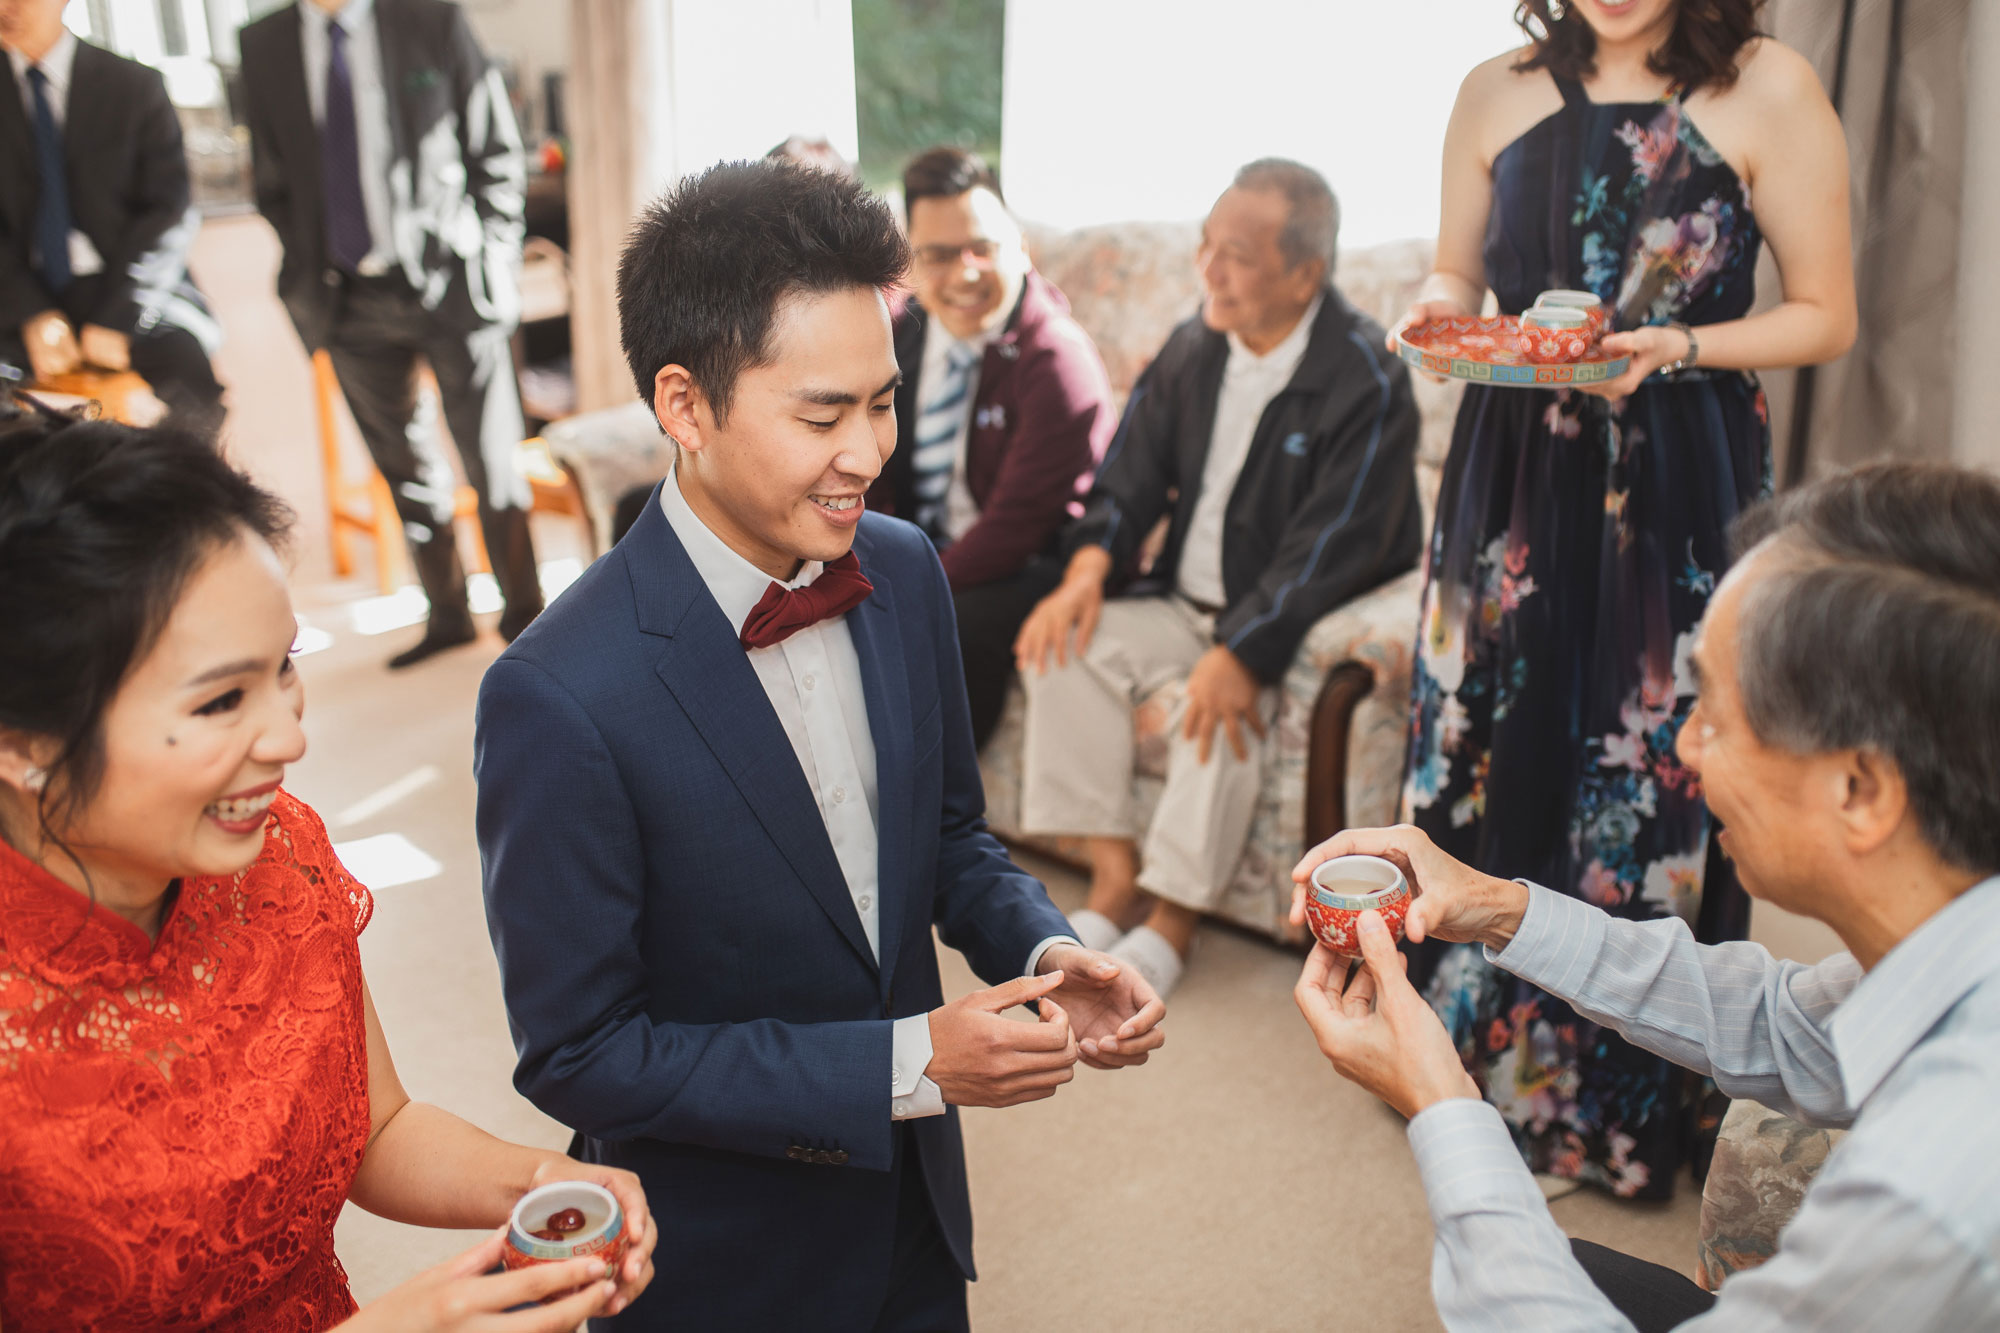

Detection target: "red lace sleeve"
[267, 791, 374, 937]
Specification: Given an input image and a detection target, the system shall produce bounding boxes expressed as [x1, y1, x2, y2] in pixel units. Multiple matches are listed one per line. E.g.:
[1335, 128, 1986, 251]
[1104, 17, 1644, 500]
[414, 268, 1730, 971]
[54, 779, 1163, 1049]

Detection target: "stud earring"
[22, 767, 46, 792]
[1549, 0, 1567, 18]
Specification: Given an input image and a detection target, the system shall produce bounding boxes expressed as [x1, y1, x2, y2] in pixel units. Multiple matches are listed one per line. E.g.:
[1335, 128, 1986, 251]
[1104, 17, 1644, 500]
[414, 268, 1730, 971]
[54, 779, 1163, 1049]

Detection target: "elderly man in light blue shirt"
[1291, 460, 2000, 1331]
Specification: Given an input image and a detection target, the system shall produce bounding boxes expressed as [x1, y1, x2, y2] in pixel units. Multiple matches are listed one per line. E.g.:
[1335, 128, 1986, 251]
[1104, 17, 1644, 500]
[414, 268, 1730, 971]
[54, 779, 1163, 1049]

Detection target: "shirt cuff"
[1485, 879, 1609, 1000]
[1406, 1096, 1547, 1219]
[1024, 934, 1082, 977]
[891, 1013, 945, 1120]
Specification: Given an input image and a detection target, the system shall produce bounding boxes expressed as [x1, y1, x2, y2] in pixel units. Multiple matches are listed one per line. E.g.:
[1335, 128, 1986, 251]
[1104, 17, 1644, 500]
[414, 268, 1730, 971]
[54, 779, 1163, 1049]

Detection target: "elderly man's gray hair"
[1729, 462, 2000, 875]
[1233, 158, 1339, 278]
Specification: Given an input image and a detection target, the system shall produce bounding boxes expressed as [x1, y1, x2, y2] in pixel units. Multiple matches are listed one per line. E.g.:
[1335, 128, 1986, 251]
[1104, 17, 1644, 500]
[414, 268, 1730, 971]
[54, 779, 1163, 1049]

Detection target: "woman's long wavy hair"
[1513, 0, 1767, 94]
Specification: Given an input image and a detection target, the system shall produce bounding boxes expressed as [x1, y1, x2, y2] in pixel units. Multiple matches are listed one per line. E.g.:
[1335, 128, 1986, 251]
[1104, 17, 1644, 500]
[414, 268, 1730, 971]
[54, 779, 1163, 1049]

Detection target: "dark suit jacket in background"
[870, 269, 1115, 589]
[1066, 288, 1425, 681]
[475, 497, 1073, 1329]
[0, 41, 214, 349]
[237, 0, 523, 350]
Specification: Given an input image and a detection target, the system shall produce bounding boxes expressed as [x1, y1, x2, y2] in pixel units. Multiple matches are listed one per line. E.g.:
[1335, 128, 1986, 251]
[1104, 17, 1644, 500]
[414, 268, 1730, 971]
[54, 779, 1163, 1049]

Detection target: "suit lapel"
[264, 7, 324, 234]
[61, 44, 110, 181]
[0, 59, 30, 236]
[845, 535, 914, 992]
[371, 0, 414, 168]
[629, 505, 878, 975]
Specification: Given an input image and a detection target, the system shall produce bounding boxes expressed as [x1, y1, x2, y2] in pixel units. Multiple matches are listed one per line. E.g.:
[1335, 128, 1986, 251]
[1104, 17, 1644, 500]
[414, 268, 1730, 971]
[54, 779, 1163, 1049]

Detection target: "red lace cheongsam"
[0, 791, 374, 1331]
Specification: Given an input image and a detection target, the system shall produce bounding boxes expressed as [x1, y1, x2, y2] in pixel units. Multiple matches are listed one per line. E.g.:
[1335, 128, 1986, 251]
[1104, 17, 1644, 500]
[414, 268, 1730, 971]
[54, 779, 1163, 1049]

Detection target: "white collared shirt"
[7, 26, 75, 126]
[5, 28, 102, 279]
[657, 468, 945, 1120]
[916, 317, 996, 543]
[1175, 293, 1322, 608]
[297, 0, 396, 275]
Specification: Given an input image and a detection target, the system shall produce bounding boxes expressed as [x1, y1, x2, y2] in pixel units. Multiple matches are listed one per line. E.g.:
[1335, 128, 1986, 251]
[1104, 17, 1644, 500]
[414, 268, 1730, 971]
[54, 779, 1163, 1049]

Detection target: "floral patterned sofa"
[977, 224, 1462, 941]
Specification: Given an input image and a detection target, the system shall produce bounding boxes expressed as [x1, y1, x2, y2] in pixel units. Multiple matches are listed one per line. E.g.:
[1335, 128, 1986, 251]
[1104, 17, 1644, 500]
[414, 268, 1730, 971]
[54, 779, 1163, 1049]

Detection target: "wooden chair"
[314, 350, 592, 595]
[27, 368, 163, 425]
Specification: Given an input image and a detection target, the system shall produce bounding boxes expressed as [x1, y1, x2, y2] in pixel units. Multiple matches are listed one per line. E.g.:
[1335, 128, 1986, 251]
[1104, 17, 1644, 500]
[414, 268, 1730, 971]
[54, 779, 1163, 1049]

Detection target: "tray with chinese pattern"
[1395, 315, 1629, 387]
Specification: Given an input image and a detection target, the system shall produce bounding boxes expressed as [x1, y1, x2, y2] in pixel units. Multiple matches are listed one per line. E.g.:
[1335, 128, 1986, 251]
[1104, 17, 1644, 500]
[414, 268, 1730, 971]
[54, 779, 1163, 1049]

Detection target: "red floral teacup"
[1304, 855, 1411, 958]
[1519, 306, 1593, 364]
[1532, 288, 1608, 338]
[503, 1181, 627, 1297]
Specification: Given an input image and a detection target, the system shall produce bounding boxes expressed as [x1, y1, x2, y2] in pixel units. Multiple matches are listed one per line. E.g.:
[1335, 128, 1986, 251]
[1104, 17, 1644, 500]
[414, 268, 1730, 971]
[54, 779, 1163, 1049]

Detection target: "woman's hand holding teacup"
[1290, 824, 1531, 953]
[525, 1157, 657, 1314]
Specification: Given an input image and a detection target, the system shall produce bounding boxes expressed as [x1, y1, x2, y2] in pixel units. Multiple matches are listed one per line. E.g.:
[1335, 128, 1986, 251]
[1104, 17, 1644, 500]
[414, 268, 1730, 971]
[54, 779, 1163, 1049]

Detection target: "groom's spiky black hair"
[617, 160, 910, 424]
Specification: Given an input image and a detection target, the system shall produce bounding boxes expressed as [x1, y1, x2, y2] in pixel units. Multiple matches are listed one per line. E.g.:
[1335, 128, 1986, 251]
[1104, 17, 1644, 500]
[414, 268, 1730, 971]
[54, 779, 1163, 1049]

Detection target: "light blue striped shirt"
[1408, 876, 2000, 1331]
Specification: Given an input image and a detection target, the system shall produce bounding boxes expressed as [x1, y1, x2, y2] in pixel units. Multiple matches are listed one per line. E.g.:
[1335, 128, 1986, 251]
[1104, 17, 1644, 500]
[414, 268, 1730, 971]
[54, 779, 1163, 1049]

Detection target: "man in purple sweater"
[866, 147, 1115, 749]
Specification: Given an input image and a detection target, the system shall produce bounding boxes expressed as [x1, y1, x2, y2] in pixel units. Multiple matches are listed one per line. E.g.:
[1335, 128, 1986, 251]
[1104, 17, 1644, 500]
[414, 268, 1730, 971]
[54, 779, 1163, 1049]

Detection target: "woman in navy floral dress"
[1392, 0, 1855, 1197]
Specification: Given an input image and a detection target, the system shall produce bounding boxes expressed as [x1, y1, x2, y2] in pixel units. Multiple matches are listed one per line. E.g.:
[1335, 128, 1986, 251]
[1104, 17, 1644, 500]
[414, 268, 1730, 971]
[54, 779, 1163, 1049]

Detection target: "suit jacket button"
[323, 268, 340, 286]
[830, 1149, 849, 1165]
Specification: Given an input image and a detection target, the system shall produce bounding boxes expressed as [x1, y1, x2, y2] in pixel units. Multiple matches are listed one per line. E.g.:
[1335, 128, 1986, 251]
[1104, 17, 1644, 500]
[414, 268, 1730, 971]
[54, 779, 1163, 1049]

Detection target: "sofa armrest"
[1304, 662, 1376, 846]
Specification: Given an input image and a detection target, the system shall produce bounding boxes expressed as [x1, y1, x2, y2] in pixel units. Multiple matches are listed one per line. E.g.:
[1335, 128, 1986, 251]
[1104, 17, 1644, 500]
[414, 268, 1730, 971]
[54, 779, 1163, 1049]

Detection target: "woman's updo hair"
[1515, 0, 1767, 94]
[0, 409, 293, 836]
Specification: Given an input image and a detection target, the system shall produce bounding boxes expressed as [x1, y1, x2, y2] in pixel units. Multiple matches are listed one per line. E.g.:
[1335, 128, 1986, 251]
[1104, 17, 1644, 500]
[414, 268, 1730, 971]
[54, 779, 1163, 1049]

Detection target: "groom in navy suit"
[475, 161, 1166, 1330]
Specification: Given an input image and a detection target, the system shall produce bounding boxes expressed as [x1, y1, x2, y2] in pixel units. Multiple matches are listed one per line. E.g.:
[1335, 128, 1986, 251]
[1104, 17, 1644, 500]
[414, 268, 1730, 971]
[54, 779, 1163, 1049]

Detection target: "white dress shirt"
[658, 468, 946, 1119]
[298, 0, 396, 275]
[6, 28, 103, 278]
[1407, 876, 2000, 1331]
[1176, 293, 1322, 608]
[917, 319, 995, 543]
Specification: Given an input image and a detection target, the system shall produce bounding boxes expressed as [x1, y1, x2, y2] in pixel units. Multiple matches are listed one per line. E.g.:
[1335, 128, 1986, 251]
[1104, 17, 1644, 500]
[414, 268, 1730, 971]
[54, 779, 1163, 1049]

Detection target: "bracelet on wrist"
[1657, 321, 1699, 376]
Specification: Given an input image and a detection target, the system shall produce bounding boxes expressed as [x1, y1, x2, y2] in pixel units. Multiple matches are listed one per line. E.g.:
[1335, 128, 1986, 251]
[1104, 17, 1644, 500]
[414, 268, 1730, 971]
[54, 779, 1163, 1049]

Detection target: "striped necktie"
[321, 19, 373, 272]
[25, 66, 71, 291]
[910, 340, 979, 541]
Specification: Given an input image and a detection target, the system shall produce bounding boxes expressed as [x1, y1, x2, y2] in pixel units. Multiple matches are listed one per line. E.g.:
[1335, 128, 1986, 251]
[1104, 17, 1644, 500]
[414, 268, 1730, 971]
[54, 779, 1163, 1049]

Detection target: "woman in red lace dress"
[0, 413, 657, 1331]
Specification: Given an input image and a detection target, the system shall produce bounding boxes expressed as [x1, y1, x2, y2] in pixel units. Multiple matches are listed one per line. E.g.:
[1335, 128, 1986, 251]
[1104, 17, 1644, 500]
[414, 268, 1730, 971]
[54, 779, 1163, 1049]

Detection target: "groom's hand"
[1035, 944, 1166, 1070]
[926, 972, 1079, 1108]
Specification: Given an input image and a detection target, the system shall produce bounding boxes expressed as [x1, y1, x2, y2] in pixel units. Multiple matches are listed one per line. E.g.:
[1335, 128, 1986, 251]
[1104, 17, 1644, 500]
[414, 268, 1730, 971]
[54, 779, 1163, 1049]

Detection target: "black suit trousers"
[324, 273, 541, 630]
[952, 555, 1064, 752]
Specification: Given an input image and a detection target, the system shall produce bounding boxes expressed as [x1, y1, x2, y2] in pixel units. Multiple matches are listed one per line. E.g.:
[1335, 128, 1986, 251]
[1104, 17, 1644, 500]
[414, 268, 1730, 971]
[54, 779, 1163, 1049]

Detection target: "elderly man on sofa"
[1013, 158, 1423, 997]
[1294, 461, 2000, 1331]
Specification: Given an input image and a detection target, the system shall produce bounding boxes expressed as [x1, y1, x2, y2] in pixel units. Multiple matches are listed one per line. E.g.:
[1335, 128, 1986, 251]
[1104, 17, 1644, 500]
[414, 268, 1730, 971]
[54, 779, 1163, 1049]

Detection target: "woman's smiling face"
[47, 532, 308, 899]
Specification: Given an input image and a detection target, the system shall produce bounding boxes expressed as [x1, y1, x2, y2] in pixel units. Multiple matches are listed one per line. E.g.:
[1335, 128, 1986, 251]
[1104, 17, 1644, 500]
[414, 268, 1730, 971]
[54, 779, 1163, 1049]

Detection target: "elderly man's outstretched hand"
[1293, 912, 1479, 1119]
[1289, 824, 1531, 952]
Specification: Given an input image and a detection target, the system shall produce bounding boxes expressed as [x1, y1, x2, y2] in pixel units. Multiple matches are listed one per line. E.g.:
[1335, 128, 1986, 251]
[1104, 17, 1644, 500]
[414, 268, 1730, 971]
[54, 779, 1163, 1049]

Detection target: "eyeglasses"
[914, 239, 1002, 270]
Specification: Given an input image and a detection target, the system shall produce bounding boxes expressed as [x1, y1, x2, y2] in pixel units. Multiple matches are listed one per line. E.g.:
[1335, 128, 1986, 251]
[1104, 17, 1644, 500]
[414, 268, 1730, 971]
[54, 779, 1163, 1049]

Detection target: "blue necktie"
[25, 66, 71, 292]
[911, 341, 979, 540]
[321, 20, 373, 271]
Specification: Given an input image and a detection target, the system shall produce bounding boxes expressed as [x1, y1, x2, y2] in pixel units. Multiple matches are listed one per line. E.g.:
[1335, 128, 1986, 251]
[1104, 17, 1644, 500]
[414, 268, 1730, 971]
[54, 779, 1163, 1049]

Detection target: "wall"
[1955, 0, 1998, 470]
[1000, 0, 1521, 244]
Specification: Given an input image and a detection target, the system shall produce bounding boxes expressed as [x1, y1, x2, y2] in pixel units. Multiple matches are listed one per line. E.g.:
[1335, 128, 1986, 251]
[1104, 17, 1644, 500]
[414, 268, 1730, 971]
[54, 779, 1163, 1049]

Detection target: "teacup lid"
[1521, 305, 1587, 328]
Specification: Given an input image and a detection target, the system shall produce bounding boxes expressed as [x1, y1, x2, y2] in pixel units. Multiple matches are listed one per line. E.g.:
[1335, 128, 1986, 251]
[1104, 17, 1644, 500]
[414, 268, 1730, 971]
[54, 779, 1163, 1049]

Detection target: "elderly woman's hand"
[526, 1157, 658, 1315]
[1290, 824, 1531, 952]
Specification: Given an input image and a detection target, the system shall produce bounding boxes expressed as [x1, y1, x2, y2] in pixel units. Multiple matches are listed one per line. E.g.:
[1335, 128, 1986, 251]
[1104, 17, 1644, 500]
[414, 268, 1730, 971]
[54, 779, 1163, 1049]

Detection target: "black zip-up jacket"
[1065, 287, 1423, 683]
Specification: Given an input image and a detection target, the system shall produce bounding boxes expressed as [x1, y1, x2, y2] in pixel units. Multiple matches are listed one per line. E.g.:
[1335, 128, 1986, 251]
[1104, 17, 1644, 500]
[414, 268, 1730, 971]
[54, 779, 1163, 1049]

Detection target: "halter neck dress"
[1402, 72, 1767, 1197]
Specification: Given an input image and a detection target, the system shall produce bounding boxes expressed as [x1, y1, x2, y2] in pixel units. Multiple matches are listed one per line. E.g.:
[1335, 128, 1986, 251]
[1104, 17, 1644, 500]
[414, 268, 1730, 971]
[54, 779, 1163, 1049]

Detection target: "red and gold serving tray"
[1396, 315, 1629, 387]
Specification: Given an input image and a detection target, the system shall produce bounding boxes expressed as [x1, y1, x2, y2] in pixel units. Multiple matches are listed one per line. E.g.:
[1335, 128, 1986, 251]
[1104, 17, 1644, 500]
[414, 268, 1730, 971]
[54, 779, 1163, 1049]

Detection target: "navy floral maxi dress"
[1402, 75, 1766, 1198]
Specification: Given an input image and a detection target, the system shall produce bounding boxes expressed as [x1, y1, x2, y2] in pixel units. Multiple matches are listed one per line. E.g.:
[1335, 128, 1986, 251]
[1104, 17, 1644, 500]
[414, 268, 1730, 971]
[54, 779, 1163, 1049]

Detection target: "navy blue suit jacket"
[475, 490, 1071, 1329]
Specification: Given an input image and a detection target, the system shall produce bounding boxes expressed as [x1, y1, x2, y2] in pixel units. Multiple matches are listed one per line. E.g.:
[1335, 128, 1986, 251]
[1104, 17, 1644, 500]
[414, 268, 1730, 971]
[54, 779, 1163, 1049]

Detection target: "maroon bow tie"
[739, 552, 874, 650]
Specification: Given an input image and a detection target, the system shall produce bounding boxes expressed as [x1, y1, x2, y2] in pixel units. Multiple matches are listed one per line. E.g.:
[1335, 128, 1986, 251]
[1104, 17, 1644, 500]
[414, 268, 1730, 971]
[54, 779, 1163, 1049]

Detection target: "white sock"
[1067, 908, 1123, 954]
[1110, 924, 1186, 999]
